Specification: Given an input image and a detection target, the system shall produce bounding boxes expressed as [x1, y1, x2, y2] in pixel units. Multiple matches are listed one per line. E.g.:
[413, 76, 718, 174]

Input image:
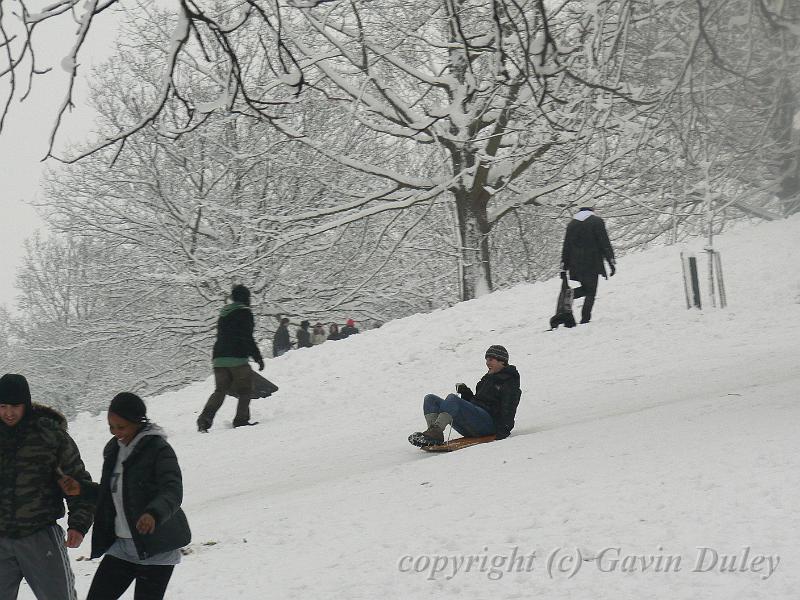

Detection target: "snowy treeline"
[0, 0, 797, 414]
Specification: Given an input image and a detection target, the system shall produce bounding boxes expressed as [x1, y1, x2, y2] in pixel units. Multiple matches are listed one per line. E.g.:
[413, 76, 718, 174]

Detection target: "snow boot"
[408, 429, 443, 447]
[408, 413, 453, 447]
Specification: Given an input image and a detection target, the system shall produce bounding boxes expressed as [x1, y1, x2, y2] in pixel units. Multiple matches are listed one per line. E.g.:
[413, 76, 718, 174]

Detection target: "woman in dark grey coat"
[64, 392, 191, 600]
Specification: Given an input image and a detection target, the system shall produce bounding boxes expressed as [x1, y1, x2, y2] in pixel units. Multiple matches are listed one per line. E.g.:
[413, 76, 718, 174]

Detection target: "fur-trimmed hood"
[29, 403, 68, 431]
[0, 400, 94, 539]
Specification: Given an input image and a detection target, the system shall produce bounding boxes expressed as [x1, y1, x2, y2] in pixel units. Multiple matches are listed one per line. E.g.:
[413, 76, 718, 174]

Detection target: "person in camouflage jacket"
[0, 373, 94, 600]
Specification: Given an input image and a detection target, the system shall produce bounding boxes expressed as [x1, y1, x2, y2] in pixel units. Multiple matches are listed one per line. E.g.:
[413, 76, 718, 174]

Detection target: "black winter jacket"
[212, 303, 263, 363]
[91, 429, 191, 560]
[273, 324, 292, 354]
[296, 327, 312, 348]
[340, 325, 359, 338]
[561, 212, 615, 282]
[460, 365, 522, 440]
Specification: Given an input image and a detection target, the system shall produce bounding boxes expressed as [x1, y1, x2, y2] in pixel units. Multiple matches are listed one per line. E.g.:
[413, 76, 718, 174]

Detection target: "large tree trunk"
[453, 188, 492, 300]
[444, 0, 492, 301]
[773, 4, 800, 216]
[775, 79, 800, 216]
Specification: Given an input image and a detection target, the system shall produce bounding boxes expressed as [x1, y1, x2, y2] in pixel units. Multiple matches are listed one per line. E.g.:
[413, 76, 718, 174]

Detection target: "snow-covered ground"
[25, 216, 800, 599]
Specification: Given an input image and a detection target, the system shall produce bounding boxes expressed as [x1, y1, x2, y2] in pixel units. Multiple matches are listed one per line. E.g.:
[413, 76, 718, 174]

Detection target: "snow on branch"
[270, 171, 463, 247]
[54, 7, 191, 163]
[262, 112, 441, 189]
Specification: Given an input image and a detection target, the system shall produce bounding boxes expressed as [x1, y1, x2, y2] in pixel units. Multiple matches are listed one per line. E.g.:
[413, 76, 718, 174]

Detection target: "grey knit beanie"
[485, 345, 509, 364]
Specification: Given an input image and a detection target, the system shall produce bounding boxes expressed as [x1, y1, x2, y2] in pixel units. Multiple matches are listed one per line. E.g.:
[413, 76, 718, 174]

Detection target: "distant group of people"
[273, 318, 359, 357]
[0, 374, 190, 600]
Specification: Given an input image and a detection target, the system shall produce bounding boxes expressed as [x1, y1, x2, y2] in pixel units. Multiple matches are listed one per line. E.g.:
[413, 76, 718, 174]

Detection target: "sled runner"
[421, 435, 496, 453]
[548, 271, 576, 330]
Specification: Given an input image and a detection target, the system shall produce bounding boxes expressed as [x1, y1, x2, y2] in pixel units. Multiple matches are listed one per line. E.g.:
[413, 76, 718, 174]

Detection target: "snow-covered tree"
[3, 0, 661, 299]
[620, 0, 800, 233]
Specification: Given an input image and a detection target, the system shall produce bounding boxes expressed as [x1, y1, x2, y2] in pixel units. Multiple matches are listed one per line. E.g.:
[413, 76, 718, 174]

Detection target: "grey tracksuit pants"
[0, 525, 77, 600]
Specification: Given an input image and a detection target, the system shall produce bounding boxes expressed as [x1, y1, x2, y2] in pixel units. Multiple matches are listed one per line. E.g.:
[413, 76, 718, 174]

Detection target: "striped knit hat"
[485, 345, 509, 364]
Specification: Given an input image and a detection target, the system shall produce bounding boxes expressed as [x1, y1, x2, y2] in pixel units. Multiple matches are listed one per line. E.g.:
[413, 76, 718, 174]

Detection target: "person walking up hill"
[561, 207, 616, 324]
[197, 285, 264, 432]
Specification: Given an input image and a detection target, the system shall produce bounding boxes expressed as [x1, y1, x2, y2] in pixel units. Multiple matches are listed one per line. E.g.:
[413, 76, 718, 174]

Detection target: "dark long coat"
[561, 212, 615, 282]
[296, 327, 312, 348]
[273, 324, 292, 354]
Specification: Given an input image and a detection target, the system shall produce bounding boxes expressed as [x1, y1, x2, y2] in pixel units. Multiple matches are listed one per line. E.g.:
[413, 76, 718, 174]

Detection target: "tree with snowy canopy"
[2, 0, 798, 301]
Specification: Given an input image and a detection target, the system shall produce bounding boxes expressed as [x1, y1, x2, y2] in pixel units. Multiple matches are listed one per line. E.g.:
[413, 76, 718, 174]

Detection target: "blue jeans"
[423, 394, 495, 437]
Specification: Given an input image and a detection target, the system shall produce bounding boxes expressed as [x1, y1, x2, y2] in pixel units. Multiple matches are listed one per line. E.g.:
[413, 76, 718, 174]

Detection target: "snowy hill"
[31, 216, 800, 599]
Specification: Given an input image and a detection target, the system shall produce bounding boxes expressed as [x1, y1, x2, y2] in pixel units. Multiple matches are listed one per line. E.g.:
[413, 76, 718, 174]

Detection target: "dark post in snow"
[712, 250, 727, 308]
[681, 252, 702, 309]
[705, 247, 717, 308]
[703, 247, 728, 309]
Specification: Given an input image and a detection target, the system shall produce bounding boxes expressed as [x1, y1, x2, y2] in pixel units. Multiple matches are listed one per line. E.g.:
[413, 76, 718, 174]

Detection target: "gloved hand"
[456, 383, 471, 397]
[609, 262, 616, 277]
[256, 358, 265, 371]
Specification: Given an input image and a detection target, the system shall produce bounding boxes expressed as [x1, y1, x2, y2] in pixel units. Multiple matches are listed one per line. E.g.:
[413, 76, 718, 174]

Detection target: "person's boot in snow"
[408, 413, 452, 447]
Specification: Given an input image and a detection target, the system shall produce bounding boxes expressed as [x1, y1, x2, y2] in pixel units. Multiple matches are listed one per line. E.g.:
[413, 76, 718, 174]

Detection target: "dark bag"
[252, 372, 279, 398]
[549, 271, 576, 329]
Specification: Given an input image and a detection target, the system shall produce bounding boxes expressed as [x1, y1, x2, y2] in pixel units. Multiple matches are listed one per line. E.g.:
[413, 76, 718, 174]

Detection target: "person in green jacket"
[197, 284, 265, 431]
[0, 373, 94, 600]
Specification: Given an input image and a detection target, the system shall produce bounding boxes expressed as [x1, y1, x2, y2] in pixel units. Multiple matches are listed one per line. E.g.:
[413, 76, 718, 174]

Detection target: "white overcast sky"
[0, 9, 123, 309]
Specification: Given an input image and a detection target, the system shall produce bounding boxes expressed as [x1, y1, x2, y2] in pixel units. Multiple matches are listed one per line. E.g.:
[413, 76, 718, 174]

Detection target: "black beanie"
[0, 374, 32, 409]
[231, 284, 251, 306]
[485, 345, 509, 364]
[109, 392, 148, 424]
